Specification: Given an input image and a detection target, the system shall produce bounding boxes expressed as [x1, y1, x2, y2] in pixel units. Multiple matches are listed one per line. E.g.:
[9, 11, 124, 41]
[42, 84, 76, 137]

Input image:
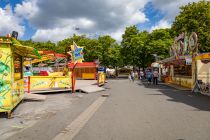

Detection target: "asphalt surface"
[74, 79, 210, 140]
[7, 79, 210, 140]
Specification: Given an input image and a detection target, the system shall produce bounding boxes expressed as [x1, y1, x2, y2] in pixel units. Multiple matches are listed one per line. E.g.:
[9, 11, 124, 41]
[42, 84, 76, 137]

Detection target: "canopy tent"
[195, 53, 210, 61]
[11, 38, 41, 59]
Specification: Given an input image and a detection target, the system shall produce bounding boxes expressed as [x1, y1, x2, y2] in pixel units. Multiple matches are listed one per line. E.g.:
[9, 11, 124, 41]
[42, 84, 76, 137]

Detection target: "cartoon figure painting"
[0, 49, 11, 109]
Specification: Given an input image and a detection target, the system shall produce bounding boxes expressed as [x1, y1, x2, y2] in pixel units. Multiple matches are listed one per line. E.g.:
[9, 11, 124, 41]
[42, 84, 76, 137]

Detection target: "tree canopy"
[172, 0, 210, 52]
[19, 0, 209, 70]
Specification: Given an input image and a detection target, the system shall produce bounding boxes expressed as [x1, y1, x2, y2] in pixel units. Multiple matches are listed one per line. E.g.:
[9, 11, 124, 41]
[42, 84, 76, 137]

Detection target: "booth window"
[14, 54, 23, 81]
[174, 65, 192, 76]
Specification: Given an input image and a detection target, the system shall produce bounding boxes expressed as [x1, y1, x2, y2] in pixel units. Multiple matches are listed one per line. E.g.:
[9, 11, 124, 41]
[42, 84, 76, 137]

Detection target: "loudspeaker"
[11, 31, 18, 39]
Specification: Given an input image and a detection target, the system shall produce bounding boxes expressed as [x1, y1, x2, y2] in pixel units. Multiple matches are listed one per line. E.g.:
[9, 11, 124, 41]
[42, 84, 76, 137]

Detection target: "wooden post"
[28, 76, 30, 94]
[71, 62, 78, 93]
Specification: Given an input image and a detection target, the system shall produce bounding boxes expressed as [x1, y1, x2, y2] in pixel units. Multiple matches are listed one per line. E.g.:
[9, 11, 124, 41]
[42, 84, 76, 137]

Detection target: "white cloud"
[32, 18, 95, 42]
[110, 30, 124, 43]
[0, 5, 25, 37]
[151, 0, 201, 20]
[148, 0, 200, 32]
[15, 0, 38, 19]
[150, 19, 171, 32]
[32, 26, 77, 42]
[11, 0, 202, 42]
[14, 0, 149, 42]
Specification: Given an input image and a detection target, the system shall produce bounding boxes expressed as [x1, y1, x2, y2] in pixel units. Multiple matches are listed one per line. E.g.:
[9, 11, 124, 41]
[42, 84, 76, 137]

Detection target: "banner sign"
[170, 32, 198, 58]
[70, 42, 84, 64]
[185, 57, 192, 65]
[30, 76, 71, 90]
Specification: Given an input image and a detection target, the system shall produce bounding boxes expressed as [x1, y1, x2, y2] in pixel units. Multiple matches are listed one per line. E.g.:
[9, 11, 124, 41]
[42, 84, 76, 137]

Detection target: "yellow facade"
[0, 37, 40, 116]
[167, 53, 210, 89]
[0, 42, 25, 113]
[195, 60, 210, 84]
[98, 72, 106, 86]
[172, 76, 193, 89]
[82, 73, 95, 79]
[30, 76, 71, 91]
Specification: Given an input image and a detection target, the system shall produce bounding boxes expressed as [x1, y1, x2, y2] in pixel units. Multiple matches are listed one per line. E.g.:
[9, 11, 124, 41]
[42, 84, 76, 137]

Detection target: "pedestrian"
[140, 71, 144, 80]
[153, 69, 159, 85]
[146, 70, 152, 85]
[131, 71, 135, 82]
[135, 71, 138, 80]
[128, 74, 132, 82]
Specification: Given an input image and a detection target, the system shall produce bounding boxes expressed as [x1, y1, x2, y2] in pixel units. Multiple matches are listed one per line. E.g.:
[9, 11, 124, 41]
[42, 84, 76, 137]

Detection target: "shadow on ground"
[137, 80, 210, 111]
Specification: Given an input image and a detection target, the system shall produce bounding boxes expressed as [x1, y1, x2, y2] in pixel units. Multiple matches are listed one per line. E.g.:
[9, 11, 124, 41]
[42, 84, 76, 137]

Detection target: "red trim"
[68, 62, 97, 68]
[38, 51, 67, 58]
[28, 76, 30, 94]
[94, 69, 96, 80]
[55, 53, 67, 58]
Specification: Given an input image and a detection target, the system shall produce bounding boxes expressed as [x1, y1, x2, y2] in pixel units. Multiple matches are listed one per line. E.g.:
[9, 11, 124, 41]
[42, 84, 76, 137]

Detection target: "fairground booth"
[0, 32, 41, 117]
[68, 62, 98, 80]
[160, 32, 210, 91]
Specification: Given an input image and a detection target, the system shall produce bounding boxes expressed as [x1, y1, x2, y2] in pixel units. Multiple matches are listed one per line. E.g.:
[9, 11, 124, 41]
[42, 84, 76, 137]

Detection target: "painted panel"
[0, 45, 12, 112]
[13, 79, 24, 103]
[82, 73, 95, 79]
[172, 76, 193, 89]
[30, 76, 71, 90]
[196, 60, 210, 84]
[98, 72, 105, 86]
[55, 77, 71, 88]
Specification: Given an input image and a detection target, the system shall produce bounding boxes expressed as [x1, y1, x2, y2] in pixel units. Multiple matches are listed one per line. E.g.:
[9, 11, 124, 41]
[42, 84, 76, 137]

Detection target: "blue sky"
[0, 0, 200, 42]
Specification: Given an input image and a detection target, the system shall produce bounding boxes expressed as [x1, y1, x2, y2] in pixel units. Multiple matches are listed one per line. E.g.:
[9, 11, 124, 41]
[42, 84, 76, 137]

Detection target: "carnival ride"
[24, 50, 68, 76]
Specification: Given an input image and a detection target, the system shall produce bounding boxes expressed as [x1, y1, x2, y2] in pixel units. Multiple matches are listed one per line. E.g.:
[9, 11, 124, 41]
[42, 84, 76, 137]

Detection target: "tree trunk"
[115, 66, 118, 78]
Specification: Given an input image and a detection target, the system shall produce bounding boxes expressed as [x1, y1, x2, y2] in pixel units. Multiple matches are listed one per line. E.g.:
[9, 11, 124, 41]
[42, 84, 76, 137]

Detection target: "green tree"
[130, 31, 151, 70]
[20, 40, 57, 53]
[78, 38, 102, 62]
[57, 34, 86, 54]
[121, 25, 139, 66]
[98, 35, 116, 67]
[172, 0, 210, 52]
[148, 29, 173, 59]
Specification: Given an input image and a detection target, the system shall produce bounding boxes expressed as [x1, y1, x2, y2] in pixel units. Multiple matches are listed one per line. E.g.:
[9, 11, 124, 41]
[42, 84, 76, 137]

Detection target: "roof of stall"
[0, 36, 41, 59]
[195, 53, 210, 60]
[160, 56, 186, 63]
[68, 62, 97, 68]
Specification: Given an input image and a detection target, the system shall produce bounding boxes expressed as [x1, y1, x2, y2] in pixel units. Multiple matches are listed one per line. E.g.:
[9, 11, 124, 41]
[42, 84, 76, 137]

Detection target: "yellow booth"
[0, 35, 41, 117]
[160, 32, 210, 93]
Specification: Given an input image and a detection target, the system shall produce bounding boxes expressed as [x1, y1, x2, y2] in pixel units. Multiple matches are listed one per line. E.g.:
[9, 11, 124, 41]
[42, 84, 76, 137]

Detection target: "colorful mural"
[0, 36, 41, 116]
[0, 46, 11, 109]
[98, 72, 106, 86]
[29, 76, 71, 91]
[67, 42, 84, 64]
[170, 32, 198, 58]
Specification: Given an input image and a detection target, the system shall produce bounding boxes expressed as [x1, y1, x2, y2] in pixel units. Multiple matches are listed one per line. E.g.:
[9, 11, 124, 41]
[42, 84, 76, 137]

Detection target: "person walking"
[131, 71, 135, 82]
[153, 69, 159, 85]
[140, 71, 144, 80]
[146, 70, 152, 85]
[128, 74, 132, 82]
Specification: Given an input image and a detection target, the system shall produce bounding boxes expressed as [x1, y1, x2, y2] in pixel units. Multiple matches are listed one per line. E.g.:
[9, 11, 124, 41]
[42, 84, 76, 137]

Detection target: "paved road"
[74, 79, 210, 140]
[7, 79, 210, 140]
